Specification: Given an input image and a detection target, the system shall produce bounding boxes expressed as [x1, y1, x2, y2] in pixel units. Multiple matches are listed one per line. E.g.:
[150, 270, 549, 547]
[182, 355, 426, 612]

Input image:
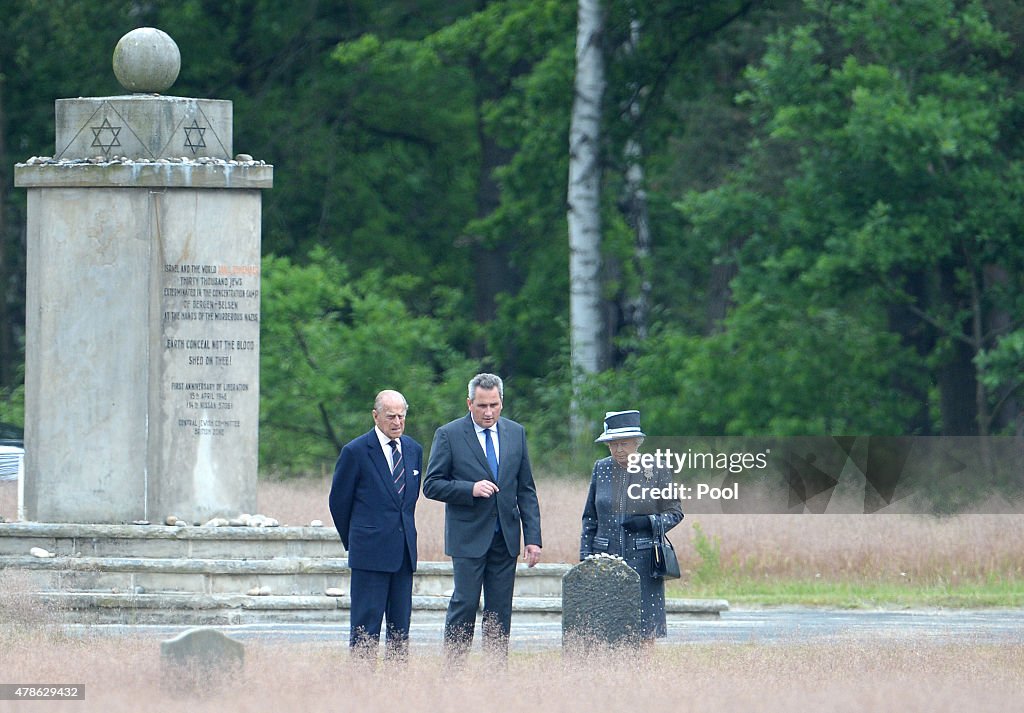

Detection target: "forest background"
[0, 0, 1022, 478]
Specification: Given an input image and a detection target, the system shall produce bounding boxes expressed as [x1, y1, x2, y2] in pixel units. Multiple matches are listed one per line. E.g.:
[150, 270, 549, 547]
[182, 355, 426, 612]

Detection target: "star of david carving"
[184, 119, 207, 154]
[90, 118, 121, 157]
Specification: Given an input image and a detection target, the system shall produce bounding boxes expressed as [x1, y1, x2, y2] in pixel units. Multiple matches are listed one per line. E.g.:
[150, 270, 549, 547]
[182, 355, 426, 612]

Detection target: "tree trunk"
[886, 269, 935, 435]
[468, 56, 517, 362]
[983, 263, 1019, 434]
[0, 70, 13, 389]
[568, 0, 607, 439]
[706, 240, 739, 333]
[936, 262, 978, 435]
[619, 13, 651, 343]
[568, 0, 607, 375]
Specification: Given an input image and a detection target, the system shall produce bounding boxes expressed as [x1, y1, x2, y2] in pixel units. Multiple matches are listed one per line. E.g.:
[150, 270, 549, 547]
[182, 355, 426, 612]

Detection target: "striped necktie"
[388, 440, 405, 494]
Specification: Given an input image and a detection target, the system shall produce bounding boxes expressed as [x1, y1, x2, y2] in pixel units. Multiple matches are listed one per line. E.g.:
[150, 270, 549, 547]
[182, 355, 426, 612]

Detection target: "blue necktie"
[484, 428, 501, 534]
[483, 428, 498, 481]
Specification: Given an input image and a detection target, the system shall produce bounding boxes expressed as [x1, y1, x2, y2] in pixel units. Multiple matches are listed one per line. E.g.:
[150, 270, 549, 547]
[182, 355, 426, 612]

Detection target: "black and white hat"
[594, 410, 645, 443]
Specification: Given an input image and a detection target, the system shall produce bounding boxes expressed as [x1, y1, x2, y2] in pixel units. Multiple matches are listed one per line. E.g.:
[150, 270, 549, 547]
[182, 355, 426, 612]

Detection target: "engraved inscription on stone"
[162, 262, 260, 438]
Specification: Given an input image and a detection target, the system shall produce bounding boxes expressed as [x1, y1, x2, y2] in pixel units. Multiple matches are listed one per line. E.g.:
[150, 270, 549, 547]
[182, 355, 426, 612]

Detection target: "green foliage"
[690, 522, 723, 585]
[676, 576, 1024, 608]
[976, 328, 1024, 431]
[259, 248, 475, 474]
[5, 0, 1024, 476]
[577, 293, 918, 438]
[322, 1, 577, 383]
[678, 0, 1024, 436]
[0, 382, 24, 429]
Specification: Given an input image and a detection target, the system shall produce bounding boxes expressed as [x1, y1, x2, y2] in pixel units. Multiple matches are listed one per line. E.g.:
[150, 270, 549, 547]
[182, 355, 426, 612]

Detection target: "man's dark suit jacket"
[329, 429, 421, 572]
[423, 413, 542, 558]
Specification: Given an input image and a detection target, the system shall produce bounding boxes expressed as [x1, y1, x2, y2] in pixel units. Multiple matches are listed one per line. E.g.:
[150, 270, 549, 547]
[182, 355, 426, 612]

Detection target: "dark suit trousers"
[349, 546, 414, 659]
[445, 528, 517, 659]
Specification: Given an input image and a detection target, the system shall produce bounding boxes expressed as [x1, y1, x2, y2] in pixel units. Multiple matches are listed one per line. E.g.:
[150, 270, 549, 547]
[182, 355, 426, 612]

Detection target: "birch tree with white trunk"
[567, 0, 607, 437]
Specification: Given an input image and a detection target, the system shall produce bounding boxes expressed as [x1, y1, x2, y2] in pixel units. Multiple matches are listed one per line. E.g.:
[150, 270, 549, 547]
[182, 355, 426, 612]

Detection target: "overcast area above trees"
[1, 1, 1022, 474]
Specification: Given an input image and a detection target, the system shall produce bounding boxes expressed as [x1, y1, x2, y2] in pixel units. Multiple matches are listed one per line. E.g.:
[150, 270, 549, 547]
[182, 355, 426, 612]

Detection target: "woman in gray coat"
[579, 410, 684, 641]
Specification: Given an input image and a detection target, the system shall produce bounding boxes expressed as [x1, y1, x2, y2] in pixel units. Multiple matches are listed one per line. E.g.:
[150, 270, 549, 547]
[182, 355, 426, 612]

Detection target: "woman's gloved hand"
[621, 514, 653, 533]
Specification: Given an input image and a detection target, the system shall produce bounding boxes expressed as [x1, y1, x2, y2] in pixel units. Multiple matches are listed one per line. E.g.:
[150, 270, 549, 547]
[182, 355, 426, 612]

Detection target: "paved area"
[668, 608, 1024, 646]
[66, 608, 1024, 651]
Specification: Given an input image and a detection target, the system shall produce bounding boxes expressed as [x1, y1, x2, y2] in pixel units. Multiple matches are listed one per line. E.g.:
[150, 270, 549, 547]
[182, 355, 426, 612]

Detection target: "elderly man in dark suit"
[423, 373, 543, 661]
[329, 389, 421, 662]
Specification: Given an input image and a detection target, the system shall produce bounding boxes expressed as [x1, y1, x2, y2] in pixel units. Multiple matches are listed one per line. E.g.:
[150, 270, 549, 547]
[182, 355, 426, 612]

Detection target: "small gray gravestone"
[160, 627, 244, 694]
[562, 555, 642, 652]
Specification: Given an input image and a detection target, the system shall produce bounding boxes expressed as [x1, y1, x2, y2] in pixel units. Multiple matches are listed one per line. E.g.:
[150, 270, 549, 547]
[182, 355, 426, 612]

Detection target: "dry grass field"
[4, 477, 1024, 586]
[0, 592, 1021, 713]
[3, 642, 1024, 712]
[2, 478, 1023, 711]
[252, 476, 1024, 586]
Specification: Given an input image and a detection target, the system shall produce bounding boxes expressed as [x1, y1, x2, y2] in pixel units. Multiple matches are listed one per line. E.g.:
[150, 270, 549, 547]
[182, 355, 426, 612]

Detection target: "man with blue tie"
[329, 389, 421, 662]
[423, 373, 543, 661]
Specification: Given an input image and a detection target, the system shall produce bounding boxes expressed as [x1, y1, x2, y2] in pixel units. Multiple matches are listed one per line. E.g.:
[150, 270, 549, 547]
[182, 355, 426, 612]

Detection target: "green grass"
[669, 577, 1024, 608]
[667, 517, 1024, 608]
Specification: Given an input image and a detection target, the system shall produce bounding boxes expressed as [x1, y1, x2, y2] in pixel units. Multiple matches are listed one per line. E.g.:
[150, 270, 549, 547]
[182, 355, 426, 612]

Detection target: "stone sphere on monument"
[112, 27, 181, 93]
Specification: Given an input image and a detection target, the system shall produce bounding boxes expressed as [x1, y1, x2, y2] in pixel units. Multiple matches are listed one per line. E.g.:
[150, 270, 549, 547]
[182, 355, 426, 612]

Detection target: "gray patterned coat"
[579, 456, 684, 638]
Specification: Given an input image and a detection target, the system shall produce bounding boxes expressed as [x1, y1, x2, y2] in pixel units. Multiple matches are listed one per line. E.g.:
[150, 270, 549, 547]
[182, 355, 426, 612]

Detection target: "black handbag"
[650, 514, 681, 579]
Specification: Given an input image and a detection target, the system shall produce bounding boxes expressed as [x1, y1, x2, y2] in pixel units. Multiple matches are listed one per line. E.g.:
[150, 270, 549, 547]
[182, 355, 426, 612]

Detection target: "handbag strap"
[649, 513, 664, 543]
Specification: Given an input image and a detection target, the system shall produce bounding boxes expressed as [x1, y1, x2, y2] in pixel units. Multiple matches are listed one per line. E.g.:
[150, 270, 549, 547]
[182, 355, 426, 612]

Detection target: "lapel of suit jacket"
[367, 430, 402, 507]
[461, 413, 495, 482]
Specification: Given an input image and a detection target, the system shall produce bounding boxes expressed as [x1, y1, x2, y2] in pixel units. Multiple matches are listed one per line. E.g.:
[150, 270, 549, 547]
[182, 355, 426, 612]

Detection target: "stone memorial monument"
[562, 555, 642, 651]
[14, 28, 273, 524]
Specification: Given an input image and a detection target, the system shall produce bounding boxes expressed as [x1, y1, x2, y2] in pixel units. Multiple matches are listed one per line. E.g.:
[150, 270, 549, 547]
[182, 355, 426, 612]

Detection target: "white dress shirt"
[374, 426, 401, 471]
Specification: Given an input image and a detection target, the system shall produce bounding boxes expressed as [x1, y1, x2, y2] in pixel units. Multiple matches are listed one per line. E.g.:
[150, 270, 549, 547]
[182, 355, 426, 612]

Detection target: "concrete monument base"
[0, 522, 728, 626]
